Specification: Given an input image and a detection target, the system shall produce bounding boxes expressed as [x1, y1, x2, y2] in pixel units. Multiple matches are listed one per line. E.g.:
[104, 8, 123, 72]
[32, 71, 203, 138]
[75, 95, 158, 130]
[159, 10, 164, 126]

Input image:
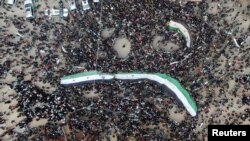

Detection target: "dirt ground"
[0, 0, 249, 140]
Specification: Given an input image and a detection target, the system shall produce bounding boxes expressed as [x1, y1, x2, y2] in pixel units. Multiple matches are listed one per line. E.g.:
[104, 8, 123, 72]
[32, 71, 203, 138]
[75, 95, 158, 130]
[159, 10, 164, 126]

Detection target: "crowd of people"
[0, 0, 249, 140]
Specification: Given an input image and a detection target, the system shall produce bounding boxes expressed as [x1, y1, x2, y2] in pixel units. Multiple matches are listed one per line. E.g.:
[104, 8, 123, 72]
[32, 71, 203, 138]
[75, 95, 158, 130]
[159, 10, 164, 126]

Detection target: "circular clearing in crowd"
[113, 38, 131, 58]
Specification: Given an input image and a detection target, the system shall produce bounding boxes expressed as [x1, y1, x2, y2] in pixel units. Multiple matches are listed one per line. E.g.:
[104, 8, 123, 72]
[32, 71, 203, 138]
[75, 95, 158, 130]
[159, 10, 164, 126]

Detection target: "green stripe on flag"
[156, 73, 197, 112]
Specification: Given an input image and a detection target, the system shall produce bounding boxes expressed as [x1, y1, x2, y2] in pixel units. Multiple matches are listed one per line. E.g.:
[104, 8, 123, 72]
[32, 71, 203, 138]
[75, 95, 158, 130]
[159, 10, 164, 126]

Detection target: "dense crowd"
[0, 0, 249, 140]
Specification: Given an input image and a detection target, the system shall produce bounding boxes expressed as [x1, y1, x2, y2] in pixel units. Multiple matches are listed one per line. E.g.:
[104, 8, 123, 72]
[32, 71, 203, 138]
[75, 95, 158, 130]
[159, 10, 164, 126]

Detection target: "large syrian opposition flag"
[61, 71, 197, 116]
[168, 20, 191, 48]
[61, 71, 113, 85]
